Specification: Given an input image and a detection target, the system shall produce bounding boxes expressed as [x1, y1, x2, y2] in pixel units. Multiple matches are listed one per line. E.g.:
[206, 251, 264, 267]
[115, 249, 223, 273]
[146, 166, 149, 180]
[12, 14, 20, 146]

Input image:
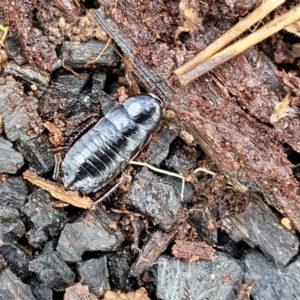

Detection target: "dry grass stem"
[174, 1, 300, 86]
[85, 37, 112, 67]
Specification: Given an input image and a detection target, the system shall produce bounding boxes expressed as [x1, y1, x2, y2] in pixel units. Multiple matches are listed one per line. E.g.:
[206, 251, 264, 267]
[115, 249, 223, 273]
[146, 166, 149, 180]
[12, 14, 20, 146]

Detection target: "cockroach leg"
[129, 161, 186, 200]
[92, 175, 124, 206]
[67, 114, 99, 148]
[53, 152, 62, 180]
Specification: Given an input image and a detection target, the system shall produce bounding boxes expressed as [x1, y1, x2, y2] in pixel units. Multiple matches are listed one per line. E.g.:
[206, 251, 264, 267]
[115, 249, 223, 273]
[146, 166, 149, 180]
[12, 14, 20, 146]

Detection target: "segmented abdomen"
[62, 94, 162, 195]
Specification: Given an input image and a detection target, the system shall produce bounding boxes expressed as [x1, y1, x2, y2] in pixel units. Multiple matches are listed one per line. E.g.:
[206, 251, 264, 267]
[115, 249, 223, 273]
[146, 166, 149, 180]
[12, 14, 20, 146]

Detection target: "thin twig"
[62, 58, 81, 78]
[129, 161, 186, 200]
[193, 167, 216, 177]
[174, 0, 296, 86]
[85, 37, 112, 67]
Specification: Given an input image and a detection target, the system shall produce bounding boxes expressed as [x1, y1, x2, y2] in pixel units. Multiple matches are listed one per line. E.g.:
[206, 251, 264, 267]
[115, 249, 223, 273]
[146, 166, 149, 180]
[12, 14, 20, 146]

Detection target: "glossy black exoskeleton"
[62, 94, 162, 195]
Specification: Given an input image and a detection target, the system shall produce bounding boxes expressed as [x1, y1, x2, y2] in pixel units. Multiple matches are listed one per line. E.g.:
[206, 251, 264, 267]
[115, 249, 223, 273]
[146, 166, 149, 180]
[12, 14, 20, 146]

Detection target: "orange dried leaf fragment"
[43, 121, 65, 148]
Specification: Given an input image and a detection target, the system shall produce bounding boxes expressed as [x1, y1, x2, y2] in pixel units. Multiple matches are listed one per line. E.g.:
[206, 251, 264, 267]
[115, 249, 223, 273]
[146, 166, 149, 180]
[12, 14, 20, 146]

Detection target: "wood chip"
[23, 170, 93, 209]
[172, 240, 214, 263]
[102, 287, 150, 300]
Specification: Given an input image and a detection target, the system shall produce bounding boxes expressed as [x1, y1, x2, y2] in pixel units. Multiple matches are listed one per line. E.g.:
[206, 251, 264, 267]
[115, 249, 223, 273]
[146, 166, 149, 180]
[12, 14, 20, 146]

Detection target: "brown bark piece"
[130, 230, 177, 277]
[94, 2, 300, 232]
[235, 281, 255, 300]
[0, 0, 60, 71]
[172, 240, 214, 263]
[216, 51, 300, 152]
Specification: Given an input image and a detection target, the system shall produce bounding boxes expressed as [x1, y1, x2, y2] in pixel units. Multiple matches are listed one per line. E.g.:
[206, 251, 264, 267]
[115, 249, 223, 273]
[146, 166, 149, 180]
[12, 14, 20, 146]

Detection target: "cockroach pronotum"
[61, 94, 162, 196]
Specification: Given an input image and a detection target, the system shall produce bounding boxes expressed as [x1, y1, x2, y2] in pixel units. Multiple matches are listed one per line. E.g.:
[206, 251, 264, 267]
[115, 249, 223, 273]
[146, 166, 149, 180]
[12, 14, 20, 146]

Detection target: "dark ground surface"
[0, 0, 300, 299]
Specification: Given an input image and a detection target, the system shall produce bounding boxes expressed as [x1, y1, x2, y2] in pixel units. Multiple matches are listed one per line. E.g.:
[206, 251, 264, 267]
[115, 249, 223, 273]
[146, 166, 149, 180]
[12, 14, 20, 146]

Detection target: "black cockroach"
[61, 94, 162, 196]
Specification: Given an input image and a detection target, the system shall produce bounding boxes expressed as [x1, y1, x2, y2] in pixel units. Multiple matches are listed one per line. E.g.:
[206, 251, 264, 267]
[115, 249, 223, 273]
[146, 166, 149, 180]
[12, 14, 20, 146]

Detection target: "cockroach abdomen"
[61, 94, 162, 195]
